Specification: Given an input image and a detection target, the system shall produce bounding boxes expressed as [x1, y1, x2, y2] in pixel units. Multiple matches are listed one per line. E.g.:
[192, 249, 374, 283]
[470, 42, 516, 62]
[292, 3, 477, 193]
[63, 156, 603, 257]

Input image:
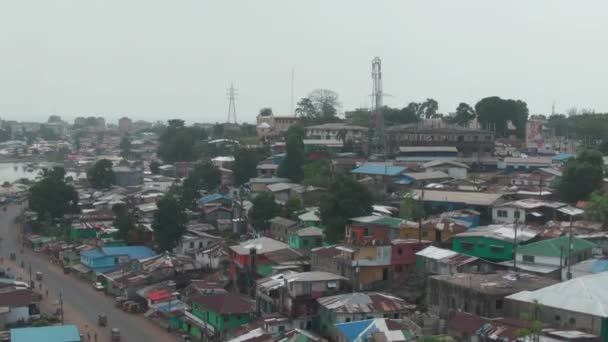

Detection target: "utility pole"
[513, 218, 518, 271]
[418, 184, 425, 246]
[567, 214, 573, 280]
[59, 291, 64, 325]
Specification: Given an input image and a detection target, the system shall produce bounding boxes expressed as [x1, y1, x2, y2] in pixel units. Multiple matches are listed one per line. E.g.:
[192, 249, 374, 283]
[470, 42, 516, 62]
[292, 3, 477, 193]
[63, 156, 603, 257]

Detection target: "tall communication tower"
[370, 57, 386, 156]
[226, 82, 238, 124]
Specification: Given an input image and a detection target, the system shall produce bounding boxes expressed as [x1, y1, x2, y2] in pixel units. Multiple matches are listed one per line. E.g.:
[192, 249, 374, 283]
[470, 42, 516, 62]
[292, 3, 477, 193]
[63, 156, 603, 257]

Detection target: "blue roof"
[351, 164, 406, 176]
[102, 246, 156, 260]
[11, 325, 81, 342]
[552, 153, 574, 161]
[80, 249, 105, 259]
[590, 259, 608, 273]
[198, 193, 231, 204]
[335, 319, 375, 342]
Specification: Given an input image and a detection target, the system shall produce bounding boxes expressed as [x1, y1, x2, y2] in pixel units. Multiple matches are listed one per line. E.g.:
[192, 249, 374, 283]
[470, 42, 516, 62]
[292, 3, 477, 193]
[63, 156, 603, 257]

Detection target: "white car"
[92, 282, 104, 291]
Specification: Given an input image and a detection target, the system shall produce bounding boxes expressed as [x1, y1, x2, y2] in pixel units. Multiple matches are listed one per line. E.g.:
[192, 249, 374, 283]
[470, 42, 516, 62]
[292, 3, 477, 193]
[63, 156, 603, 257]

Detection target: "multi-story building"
[118, 117, 133, 134]
[304, 123, 369, 155]
[256, 114, 300, 140]
[386, 120, 494, 157]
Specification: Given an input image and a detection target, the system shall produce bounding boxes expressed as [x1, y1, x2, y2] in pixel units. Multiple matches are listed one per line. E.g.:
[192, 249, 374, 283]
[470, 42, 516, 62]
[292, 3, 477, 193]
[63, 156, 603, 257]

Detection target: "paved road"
[0, 203, 176, 342]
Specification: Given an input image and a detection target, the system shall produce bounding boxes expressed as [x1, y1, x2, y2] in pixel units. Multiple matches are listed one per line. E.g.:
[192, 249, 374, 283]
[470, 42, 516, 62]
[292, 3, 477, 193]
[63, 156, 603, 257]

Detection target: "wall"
[452, 236, 513, 261]
[492, 206, 526, 224]
[5, 306, 29, 324]
[427, 277, 506, 318]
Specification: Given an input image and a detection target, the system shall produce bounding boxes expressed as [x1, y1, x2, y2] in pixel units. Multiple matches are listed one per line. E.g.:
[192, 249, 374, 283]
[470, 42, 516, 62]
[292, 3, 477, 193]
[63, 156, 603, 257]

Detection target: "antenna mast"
[291, 68, 295, 116]
[226, 82, 238, 124]
[370, 57, 386, 157]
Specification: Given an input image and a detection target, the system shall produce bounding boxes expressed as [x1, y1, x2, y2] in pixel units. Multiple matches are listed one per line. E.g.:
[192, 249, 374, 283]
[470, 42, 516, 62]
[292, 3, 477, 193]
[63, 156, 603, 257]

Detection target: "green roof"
[517, 236, 595, 257]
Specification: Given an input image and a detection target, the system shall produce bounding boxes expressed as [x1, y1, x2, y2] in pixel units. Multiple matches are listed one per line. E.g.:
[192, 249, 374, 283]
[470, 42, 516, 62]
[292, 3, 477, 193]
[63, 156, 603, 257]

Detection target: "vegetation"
[112, 203, 133, 241]
[149, 160, 161, 175]
[152, 195, 187, 252]
[259, 107, 273, 116]
[475, 96, 529, 138]
[320, 174, 373, 243]
[295, 89, 341, 124]
[28, 167, 79, 221]
[86, 159, 116, 189]
[119, 136, 131, 158]
[399, 194, 425, 221]
[157, 119, 207, 163]
[278, 125, 305, 182]
[585, 191, 608, 224]
[284, 197, 303, 220]
[558, 149, 604, 202]
[449, 102, 476, 126]
[180, 162, 221, 209]
[249, 192, 281, 232]
[303, 159, 332, 188]
[233, 148, 267, 185]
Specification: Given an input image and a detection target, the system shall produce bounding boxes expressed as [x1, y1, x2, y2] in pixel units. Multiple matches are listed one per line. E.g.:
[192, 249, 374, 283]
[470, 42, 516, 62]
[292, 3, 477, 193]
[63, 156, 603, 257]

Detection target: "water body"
[0, 162, 85, 183]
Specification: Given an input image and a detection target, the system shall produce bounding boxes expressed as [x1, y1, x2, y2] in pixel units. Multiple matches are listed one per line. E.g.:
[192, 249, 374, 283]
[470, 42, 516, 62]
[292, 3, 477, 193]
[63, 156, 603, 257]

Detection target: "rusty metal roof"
[317, 292, 415, 314]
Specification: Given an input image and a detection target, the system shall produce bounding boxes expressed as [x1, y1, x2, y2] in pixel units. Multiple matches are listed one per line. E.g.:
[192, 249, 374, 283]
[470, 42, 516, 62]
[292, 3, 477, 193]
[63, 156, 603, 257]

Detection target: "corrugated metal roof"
[412, 189, 502, 206]
[351, 164, 406, 176]
[416, 246, 458, 260]
[516, 236, 594, 257]
[318, 292, 415, 313]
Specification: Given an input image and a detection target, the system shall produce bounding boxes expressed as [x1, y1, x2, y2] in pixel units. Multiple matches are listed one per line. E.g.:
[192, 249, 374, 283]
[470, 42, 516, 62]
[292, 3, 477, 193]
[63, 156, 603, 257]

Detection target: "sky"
[1, 1, 608, 125]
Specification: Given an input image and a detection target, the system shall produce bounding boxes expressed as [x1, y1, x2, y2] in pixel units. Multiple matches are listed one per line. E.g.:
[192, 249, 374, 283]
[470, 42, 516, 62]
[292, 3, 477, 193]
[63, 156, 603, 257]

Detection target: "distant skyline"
[1, 1, 608, 124]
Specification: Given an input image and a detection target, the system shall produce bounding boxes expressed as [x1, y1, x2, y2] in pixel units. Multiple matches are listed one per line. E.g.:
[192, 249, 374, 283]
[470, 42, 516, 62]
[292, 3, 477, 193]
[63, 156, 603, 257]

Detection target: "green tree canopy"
[450, 102, 477, 126]
[259, 107, 273, 116]
[28, 167, 79, 221]
[157, 119, 208, 163]
[559, 149, 604, 202]
[295, 89, 341, 124]
[475, 96, 529, 138]
[320, 174, 373, 243]
[399, 194, 425, 221]
[278, 125, 306, 182]
[181, 162, 221, 208]
[152, 195, 187, 252]
[284, 197, 303, 220]
[112, 203, 133, 241]
[233, 148, 266, 185]
[303, 159, 332, 188]
[249, 192, 281, 232]
[87, 159, 116, 189]
[585, 191, 608, 225]
[150, 160, 161, 175]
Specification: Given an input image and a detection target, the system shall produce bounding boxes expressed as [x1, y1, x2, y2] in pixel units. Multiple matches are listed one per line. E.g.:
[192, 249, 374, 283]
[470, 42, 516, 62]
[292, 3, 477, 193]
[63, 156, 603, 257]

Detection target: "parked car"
[92, 282, 104, 291]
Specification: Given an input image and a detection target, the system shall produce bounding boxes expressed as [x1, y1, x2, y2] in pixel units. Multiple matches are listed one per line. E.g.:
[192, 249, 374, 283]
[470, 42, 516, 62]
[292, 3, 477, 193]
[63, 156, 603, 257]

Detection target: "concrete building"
[113, 166, 144, 187]
[256, 114, 300, 140]
[492, 198, 568, 225]
[118, 117, 133, 134]
[451, 224, 539, 262]
[386, 120, 494, 157]
[420, 160, 470, 180]
[304, 123, 369, 155]
[506, 272, 608, 339]
[427, 271, 557, 319]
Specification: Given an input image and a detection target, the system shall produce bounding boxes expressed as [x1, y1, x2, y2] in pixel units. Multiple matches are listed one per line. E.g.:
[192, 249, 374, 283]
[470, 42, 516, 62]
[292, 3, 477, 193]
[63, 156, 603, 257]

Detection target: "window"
[189, 242, 195, 248]
[554, 315, 561, 322]
[461, 242, 475, 251]
[198, 242, 203, 248]
[393, 313, 399, 319]
[497, 210, 508, 218]
[397, 248, 403, 255]
[523, 255, 535, 263]
[495, 300, 503, 310]
[345, 318, 351, 323]
[490, 245, 504, 254]
[302, 239, 308, 247]
[326, 281, 337, 289]
[395, 265, 403, 272]
[569, 318, 576, 325]
[422, 231, 428, 237]
[514, 211, 521, 219]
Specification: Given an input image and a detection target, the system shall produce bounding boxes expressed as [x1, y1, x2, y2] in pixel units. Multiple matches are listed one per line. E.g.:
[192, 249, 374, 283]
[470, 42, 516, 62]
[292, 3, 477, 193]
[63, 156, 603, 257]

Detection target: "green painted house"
[298, 210, 322, 228]
[452, 225, 539, 262]
[69, 224, 97, 240]
[289, 227, 324, 250]
[187, 293, 254, 339]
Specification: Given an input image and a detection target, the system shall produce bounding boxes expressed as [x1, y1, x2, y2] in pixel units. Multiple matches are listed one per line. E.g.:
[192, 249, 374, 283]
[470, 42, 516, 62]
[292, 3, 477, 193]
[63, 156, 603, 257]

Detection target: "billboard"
[526, 119, 546, 150]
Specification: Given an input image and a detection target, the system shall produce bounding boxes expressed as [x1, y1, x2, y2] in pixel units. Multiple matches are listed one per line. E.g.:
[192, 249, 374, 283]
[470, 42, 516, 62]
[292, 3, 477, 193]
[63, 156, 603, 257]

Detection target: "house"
[204, 206, 233, 227]
[415, 246, 498, 276]
[334, 318, 420, 342]
[257, 163, 279, 177]
[69, 223, 98, 240]
[400, 171, 450, 187]
[318, 292, 415, 338]
[500, 236, 596, 279]
[298, 210, 321, 228]
[505, 272, 608, 338]
[198, 193, 233, 207]
[427, 271, 557, 319]
[421, 160, 470, 180]
[174, 231, 222, 255]
[185, 293, 255, 339]
[303, 139, 343, 159]
[113, 166, 144, 187]
[269, 217, 298, 242]
[135, 202, 158, 221]
[411, 189, 503, 220]
[158, 164, 176, 177]
[500, 156, 552, 172]
[452, 224, 539, 262]
[350, 164, 407, 181]
[80, 246, 156, 276]
[492, 198, 568, 225]
[249, 177, 290, 193]
[229, 237, 292, 291]
[566, 257, 608, 279]
[256, 271, 347, 331]
[187, 241, 229, 270]
[11, 325, 81, 342]
[390, 239, 432, 277]
[267, 183, 298, 203]
[304, 123, 368, 145]
[0, 289, 40, 327]
[396, 146, 459, 162]
[289, 227, 324, 250]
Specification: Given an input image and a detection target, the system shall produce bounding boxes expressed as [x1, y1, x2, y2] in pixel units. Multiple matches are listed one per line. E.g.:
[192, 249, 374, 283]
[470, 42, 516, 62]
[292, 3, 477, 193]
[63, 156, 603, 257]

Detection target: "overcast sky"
[1, 1, 607, 125]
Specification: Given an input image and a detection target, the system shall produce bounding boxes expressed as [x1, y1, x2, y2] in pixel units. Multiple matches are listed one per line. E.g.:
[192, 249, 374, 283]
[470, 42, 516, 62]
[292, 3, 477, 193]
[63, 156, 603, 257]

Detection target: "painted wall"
[5, 306, 29, 324]
[452, 236, 514, 261]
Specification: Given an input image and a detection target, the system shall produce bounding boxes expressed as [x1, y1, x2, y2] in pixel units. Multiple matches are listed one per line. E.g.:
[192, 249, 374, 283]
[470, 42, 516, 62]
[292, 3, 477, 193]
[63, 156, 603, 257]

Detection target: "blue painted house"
[197, 193, 233, 207]
[80, 246, 156, 275]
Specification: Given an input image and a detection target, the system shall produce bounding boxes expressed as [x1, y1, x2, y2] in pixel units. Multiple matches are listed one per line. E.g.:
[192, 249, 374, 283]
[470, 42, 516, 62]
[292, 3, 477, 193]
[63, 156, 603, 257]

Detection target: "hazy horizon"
[2, 1, 608, 125]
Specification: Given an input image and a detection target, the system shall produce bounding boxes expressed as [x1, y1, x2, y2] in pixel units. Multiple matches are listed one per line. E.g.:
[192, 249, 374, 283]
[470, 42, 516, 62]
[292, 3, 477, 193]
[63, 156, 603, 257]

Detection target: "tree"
[112, 203, 133, 241]
[450, 102, 476, 126]
[586, 191, 608, 225]
[284, 197, 303, 220]
[181, 162, 221, 208]
[150, 161, 161, 175]
[152, 195, 187, 252]
[28, 167, 79, 221]
[259, 107, 273, 117]
[320, 174, 373, 243]
[233, 148, 264, 185]
[303, 159, 332, 188]
[420, 98, 439, 119]
[119, 136, 131, 158]
[399, 194, 425, 221]
[475, 96, 529, 138]
[559, 149, 604, 202]
[249, 192, 281, 232]
[295, 89, 340, 123]
[157, 119, 207, 163]
[87, 159, 115, 189]
[345, 108, 371, 127]
[516, 300, 543, 342]
[278, 125, 305, 182]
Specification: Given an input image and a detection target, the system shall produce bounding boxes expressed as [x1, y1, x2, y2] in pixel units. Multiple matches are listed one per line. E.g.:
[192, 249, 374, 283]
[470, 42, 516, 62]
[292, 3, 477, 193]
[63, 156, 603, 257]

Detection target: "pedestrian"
[45, 288, 48, 298]
[87, 332, 90, 341]
[94, 332, 97, 342]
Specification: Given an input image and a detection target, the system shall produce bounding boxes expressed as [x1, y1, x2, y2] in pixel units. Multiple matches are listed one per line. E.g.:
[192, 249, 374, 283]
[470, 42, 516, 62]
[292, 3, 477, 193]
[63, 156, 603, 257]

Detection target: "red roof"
[147, 289, 172, 301]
